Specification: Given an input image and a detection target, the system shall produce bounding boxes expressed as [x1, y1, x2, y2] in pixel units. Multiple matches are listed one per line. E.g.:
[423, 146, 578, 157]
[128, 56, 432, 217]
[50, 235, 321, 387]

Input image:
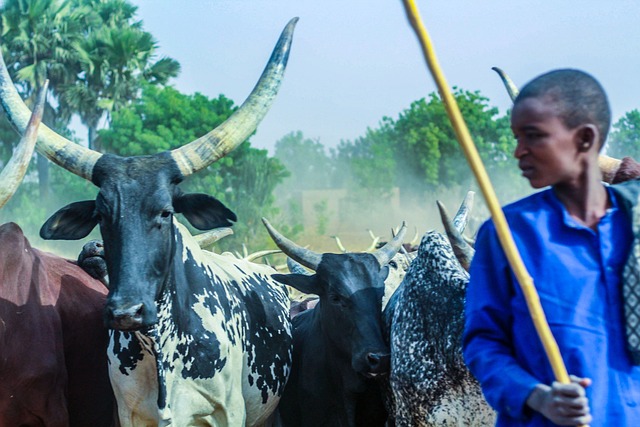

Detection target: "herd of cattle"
[2, 19, 640, 427]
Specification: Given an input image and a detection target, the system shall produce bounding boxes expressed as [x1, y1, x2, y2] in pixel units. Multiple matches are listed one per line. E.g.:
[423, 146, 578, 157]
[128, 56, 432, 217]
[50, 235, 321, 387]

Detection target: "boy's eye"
[515, 130, 545, 146]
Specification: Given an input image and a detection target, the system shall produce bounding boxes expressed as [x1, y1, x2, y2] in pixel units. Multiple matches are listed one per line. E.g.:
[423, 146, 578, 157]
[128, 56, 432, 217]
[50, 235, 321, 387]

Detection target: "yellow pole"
[399, 1, 584, 422]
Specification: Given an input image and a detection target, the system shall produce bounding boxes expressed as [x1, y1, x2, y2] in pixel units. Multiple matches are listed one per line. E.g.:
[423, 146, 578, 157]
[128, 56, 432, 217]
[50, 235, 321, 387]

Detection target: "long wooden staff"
[399, 1, 584, 423]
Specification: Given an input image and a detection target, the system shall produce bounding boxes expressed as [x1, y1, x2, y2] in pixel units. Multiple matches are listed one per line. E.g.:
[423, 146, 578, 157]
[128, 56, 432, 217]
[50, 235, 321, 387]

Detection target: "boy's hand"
[526, 375, 592, 425]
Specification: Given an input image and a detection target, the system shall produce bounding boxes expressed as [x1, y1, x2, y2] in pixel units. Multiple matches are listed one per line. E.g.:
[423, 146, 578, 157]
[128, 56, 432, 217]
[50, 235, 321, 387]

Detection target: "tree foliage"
[1, 0, 93, 198]
[61, 0, 180, 149]
[607, 109, 640, 160]
[334, 88, 525, 204]
[332, 120, 397, 200]
[392, 89, 515, 193]
[274, 131, 332, 192]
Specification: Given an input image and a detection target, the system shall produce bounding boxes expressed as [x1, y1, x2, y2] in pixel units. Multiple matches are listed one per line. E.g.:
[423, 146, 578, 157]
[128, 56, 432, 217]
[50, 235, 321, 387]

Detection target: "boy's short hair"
[514, 69, 611, 148]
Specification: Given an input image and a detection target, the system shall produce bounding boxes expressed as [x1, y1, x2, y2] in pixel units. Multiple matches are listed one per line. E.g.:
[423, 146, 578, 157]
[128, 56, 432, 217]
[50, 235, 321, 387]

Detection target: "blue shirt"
[463, 187, 640, 426]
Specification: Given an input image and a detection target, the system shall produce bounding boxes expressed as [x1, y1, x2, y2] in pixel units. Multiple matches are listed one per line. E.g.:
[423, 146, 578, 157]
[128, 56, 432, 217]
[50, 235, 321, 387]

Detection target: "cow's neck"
[311, 305, 366, 399]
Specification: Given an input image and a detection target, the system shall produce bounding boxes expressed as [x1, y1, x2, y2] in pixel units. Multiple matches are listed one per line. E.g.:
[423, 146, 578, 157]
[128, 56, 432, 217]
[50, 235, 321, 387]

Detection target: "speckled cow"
[382, 194, 495, 426]
[106, 221, 291, 426]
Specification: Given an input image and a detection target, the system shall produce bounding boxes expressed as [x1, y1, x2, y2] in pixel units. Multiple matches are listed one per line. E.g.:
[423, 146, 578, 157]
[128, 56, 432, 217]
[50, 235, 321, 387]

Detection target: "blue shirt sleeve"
[463, 220, 541, 420]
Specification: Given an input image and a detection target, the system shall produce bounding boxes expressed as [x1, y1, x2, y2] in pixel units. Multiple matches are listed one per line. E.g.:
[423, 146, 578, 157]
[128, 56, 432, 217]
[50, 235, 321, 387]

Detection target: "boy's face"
[511, 95, 584, 189]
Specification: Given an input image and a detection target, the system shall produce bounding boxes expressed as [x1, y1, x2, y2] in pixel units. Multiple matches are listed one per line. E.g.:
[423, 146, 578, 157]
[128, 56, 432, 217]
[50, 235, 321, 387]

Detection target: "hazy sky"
[123, 1, 640, 153]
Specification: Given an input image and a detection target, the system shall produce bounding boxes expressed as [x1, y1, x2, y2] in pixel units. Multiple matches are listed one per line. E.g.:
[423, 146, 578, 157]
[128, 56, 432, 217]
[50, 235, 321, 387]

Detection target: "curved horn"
[409, 226, 420, 246]
[452, 190, 475, 233]
[438, 200, 475, 272]
[365, 229, 381, 252]
[245, 249, 282, 262]
[171, 18, 298, 177]
[331, 235, 348, 253]
[0, 80, 47, 208]
[194, 227, 233, 248]
[598, 154, 622, 184]
[373, 222, 407, 267]
[262, 217, 322, 270]
[492, 67, 519, 102]
[0, 52, 101, 181]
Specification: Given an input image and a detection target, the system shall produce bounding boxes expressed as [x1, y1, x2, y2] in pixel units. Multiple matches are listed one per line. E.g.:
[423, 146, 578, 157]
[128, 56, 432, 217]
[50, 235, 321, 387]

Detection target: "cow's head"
[263, 218, 406, 379]
[0, 19, 298, 331]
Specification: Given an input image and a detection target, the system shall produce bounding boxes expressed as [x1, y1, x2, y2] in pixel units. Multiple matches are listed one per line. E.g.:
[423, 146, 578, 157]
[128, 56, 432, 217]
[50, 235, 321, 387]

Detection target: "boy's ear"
[272, 273, 320, 296]
[40, 200, 98, 240]
[173, 192, 237, 230]
[576, 125, 598, 152]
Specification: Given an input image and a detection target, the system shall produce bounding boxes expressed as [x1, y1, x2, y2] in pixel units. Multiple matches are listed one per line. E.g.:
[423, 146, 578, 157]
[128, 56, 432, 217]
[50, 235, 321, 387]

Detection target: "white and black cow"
[0, 18, 299, 427]
[382, 193, 495, 426]
[263, 218, 406, 427]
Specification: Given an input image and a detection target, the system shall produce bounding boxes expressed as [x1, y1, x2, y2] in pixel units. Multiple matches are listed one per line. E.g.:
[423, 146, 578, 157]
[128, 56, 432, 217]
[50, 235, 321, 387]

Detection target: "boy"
[463, 69, 640, 426]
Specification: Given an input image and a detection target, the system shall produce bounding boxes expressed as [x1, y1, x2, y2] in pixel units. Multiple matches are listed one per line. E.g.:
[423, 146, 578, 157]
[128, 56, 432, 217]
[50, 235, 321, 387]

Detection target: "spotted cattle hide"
[383, 231, 495, 426]
[108, 221, 292, 426]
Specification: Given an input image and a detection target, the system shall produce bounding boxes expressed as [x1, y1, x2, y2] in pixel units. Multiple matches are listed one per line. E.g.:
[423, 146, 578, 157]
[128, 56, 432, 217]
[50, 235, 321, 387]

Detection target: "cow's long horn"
[262, 217, 322, 270]
[453, 190, 474, 233]
[492, 66, 623, 184]
[0, 52, 101, 181]
[492, 67, 519, 102]
[194, 227, 233, 248]
[0, 80, 47, 208]
[438, 199, 475, 272]
[373, 222, 407, 267]
[245, 249, 282, 262]
[171, 18, 298, 177]
[598, 154, 622, 184]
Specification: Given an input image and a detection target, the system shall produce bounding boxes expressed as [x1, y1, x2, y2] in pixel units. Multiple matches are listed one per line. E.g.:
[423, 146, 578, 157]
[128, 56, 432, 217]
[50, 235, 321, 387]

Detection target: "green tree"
[100, 83, 290, 251]
[607, 109, 640, 160]
[392, 89, 514, 194]
[274, 131, 332, 192]
[1, 0, 91, 199]
[334, 88, 524, 205]
[60, 0, 180, 150]
[332, 120, 396, 201]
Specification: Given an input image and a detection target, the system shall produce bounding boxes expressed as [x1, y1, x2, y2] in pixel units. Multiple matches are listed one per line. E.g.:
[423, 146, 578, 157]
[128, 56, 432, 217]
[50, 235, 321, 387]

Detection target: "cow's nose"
[366, 352, 390, 374]
[108, 303, 145, 330]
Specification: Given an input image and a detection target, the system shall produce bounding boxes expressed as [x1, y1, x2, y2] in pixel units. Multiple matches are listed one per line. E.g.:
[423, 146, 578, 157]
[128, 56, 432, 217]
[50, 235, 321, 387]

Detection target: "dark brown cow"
[0, 222, 115, 426]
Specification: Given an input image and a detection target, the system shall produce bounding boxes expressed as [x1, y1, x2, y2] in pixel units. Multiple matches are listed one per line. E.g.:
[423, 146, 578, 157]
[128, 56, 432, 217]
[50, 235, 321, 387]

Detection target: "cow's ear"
[272, 273, 320, 296]
[40, 200, 98, 240]
[380, 265, 390, 281]
[174, 193, 237, 230]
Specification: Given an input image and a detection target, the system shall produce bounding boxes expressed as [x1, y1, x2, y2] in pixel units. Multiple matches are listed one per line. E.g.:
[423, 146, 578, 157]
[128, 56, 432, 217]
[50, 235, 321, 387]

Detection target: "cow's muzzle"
[105, 301, 153, 331]
[363, 351, 390, 378]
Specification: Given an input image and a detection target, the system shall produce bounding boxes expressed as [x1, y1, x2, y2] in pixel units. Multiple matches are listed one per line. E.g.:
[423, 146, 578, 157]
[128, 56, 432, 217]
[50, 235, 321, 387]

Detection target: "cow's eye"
[329, 294, 342, 304]
[160, 210, 172, 219]
[389, 260, 398, 269]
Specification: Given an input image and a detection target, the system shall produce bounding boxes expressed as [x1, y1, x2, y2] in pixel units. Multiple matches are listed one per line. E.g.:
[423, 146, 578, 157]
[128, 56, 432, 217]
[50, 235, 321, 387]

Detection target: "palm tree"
[1, 0, 91, 198]
[60, 0, 180, 150]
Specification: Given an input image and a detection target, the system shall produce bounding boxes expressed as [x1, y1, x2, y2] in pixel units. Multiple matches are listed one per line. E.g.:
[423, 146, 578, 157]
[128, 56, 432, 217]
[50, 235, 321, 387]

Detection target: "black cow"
[1, 18, 298, 426]
[263, 218, 406, 427]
